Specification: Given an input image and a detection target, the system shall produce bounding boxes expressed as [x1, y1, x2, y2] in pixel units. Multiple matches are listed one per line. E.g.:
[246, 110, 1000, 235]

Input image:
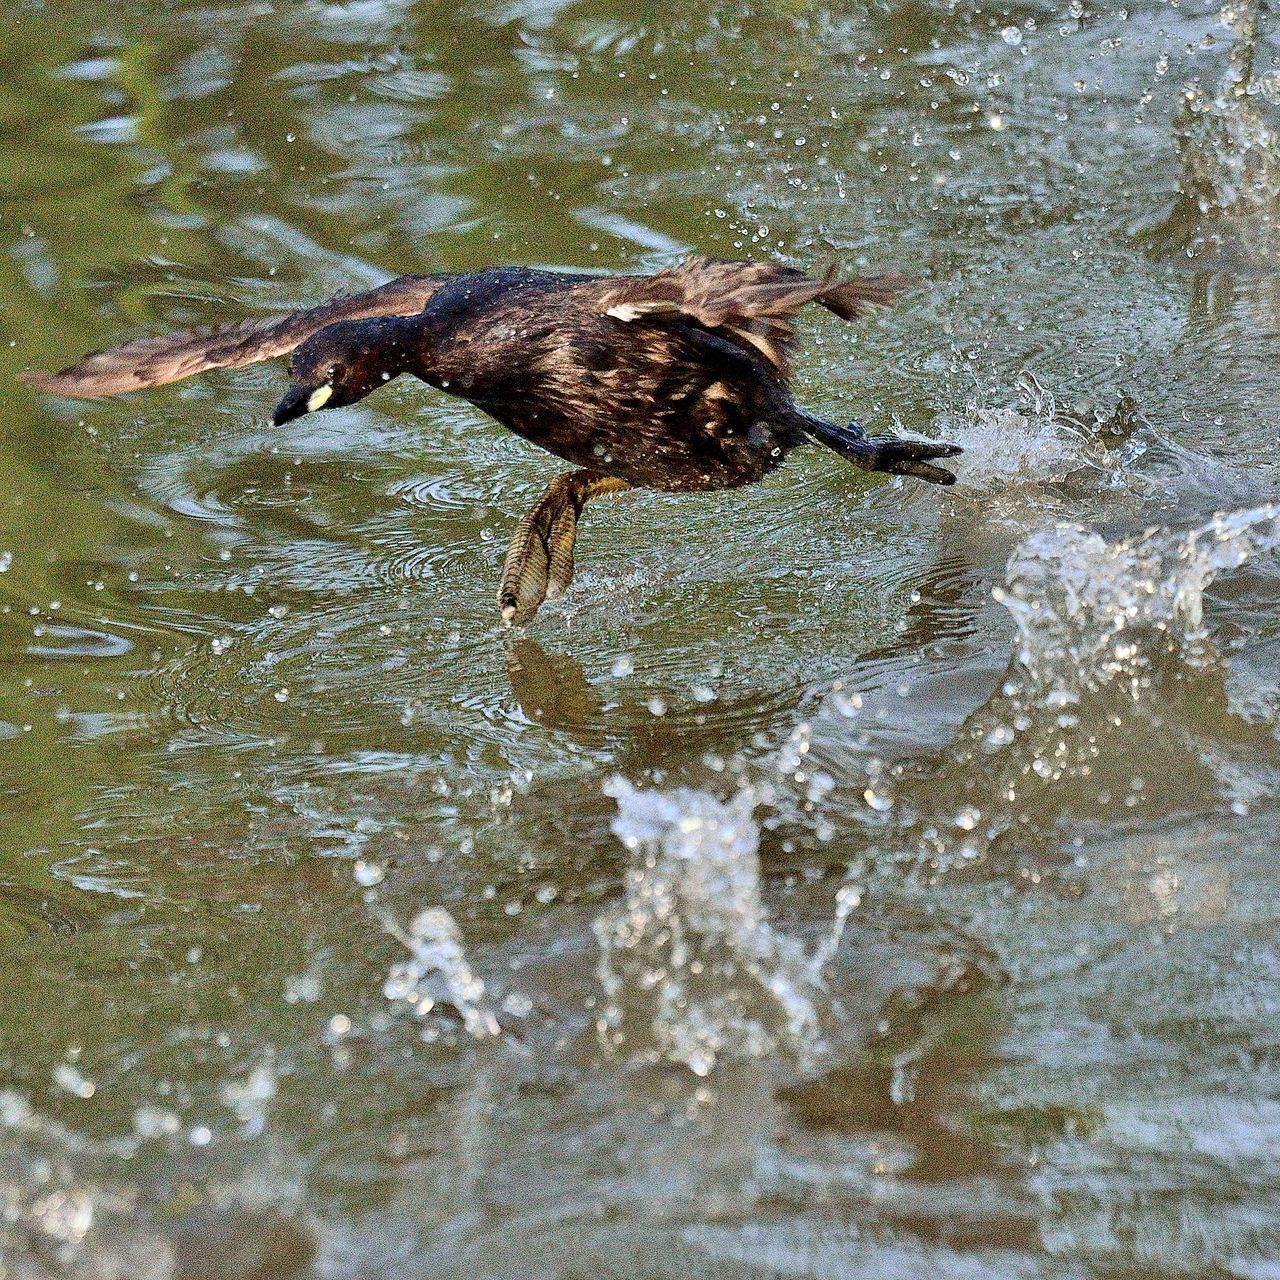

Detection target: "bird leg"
[800, 414, 962, 486]
[850, 433, 962, 485]
[498, 470, 631, 624]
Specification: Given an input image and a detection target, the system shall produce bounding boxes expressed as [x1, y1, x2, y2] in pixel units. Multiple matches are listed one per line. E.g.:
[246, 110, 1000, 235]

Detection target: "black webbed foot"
[862, 435, 963, 485]
[800, 415, 962, 486]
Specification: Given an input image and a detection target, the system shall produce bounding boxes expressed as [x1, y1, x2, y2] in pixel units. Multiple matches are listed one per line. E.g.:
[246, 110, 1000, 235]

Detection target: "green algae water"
[4, 1, 1280, 1275]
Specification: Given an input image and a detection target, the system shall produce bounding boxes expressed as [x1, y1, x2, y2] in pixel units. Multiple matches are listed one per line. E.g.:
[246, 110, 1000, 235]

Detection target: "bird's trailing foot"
[858, 434, 963, 485]
[803, 416, 962, 485]
[498, 470, 631, 625]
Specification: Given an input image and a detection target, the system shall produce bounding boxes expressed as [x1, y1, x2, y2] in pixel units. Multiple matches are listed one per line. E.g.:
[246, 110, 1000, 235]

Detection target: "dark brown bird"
[23, 259, 960, 623]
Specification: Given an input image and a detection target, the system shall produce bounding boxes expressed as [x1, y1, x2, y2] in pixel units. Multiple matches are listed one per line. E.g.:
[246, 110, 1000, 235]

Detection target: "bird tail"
[812, 272, 913, 321]
[797, 413, 961, 486]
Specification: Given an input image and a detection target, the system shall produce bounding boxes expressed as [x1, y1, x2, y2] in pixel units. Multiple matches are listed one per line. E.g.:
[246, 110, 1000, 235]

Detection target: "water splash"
[938, 374, 1077, 488]
[937, 373, 1137, 495]
[996, 505, 1280, 697]
[0, 1092, 175, 1279]
[1155, 1, 1280, 255]
[1179, 5, 1280, 210]
[887, 505, 1280, 870]
[383, 907, 501, 1041]
[219, 1061, 278, 1138]
[594, 778, 846, 1076]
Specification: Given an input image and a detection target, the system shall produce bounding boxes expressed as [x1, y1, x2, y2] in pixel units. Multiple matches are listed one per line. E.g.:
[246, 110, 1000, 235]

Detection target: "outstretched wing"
[596, 257, 911, 378]
[22, 273, 454, 400]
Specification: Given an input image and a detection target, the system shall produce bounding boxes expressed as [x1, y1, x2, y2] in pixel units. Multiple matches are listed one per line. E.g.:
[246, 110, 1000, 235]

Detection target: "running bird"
[23, 259, 961, 623]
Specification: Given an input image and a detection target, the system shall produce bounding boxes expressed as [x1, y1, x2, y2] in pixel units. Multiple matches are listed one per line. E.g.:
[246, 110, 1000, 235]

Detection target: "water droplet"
[382, 907, 500, 1039]
[284, 973, 321, 1004]
[133, 1106, 180, 1139]
[501, 991, 534, 1017]
[353, 859, 385, 887]
[53, 1063, 95, 1099]
[863, 788, 893, 812]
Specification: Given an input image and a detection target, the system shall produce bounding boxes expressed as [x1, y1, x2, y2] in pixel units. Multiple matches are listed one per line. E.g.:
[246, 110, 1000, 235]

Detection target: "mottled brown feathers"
[21, 253, 956, 523]
[811, 271, 914, 320]
[596, 257, 912, 376]
[21, 273, 450, 400]
[22, 258, 912, 403]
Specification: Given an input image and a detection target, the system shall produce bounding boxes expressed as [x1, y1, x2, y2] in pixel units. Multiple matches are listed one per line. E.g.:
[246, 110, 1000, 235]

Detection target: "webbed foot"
[862, 435, 963, 485]
[802, 415, 962, 485]
[498, 470, 631, 625]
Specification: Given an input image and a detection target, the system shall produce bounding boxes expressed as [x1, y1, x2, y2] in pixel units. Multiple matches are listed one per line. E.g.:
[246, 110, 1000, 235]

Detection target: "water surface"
[3, 1, 1280, 1276]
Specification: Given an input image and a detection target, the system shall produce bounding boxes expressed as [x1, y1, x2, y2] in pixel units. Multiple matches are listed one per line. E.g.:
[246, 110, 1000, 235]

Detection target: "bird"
[23, 258, 961, 623]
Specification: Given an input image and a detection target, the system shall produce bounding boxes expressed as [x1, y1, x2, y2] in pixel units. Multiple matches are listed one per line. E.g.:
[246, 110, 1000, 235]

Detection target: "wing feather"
[22, 273, 453, 400]
[597, 257, 912, 376]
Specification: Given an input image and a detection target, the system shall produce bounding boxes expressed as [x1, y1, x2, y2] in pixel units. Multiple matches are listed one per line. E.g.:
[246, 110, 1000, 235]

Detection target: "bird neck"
[364, 314, 449, 388]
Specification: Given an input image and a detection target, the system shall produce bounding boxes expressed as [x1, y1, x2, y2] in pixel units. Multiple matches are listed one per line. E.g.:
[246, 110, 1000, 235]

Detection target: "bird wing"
[595, 257, 911, 377]
[21, 273, 454, 400]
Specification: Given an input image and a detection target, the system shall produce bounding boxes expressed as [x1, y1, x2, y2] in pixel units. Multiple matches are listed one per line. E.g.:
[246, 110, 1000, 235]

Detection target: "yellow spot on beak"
[306, 384, 334, 412]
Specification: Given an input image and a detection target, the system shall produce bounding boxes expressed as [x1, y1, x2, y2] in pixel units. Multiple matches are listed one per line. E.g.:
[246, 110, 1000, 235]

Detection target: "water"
[595, 778, 831, 1075]
[3, 0, 1280, 1275]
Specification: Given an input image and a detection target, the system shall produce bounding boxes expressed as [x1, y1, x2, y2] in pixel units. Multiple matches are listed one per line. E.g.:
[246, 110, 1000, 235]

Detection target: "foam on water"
[594, 778, 841, 1076]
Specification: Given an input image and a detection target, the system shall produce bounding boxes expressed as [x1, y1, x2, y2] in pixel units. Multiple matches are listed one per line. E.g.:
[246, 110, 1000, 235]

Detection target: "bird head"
[272, 319, 407, 426]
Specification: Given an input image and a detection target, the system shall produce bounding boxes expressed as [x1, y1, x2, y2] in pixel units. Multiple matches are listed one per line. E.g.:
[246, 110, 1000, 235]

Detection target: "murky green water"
[4, 1, 1280, 1275]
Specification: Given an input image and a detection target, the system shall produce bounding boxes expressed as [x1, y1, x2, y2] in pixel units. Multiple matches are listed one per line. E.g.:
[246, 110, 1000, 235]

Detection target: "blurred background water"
[3, 0, 1280, 1275]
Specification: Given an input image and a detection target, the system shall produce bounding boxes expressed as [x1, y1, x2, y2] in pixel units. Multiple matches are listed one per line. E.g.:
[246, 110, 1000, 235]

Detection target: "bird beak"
[272, 383, 331, 426]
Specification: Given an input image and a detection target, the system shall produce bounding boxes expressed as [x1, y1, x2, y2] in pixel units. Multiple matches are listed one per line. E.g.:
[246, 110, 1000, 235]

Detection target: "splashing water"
[883, 505, 1280, 871]
[996, 504, 1280, 697]
[1163, 1, 1280, 246]
[937, 374, 1074, 487]
[0, 1094, 173, 1278]
[936, 373, 1128, 493]
[383, 907, 501, 1041]
[219, 1062, 278, 1138]
[1176, 91, 1280, 220]
[594, 778, 841, 1076]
